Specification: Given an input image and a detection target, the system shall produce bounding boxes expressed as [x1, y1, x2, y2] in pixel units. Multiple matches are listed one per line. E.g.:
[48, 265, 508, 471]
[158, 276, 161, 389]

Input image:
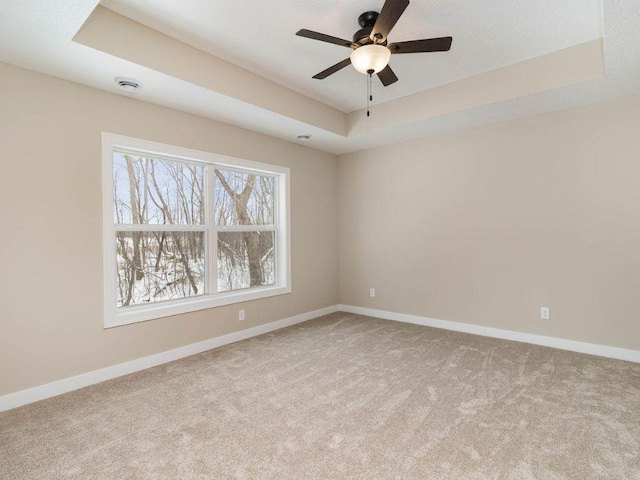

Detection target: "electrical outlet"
[540, 307, 550, 320]
[370, 288, 375, 298]
[239, 309, 245, 321]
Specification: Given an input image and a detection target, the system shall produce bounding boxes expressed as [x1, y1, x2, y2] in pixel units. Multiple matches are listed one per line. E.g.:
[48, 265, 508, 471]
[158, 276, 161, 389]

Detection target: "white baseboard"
[0, 305, 338, 413]
[4, 303, 638, 413]
[338, 304, 640, 364]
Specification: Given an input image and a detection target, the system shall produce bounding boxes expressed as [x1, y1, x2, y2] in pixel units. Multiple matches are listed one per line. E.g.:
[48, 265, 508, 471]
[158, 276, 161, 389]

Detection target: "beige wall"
[2, 61, 640, 399]
[0, 63, 338, 396]
[339, 96, 640, 351]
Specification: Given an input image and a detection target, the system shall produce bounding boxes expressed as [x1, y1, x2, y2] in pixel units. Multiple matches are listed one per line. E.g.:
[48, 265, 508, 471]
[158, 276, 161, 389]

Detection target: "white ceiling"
[1, 0, 639, 155]
[101, 0, 603, 113]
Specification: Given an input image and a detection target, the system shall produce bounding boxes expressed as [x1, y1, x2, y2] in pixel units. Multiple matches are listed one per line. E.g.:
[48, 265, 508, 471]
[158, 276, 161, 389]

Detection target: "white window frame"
[102, 133, 291, 328]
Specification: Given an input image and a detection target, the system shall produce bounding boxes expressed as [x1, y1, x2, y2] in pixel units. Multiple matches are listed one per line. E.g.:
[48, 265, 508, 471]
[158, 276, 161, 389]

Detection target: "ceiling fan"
[296, 0, 452, 87]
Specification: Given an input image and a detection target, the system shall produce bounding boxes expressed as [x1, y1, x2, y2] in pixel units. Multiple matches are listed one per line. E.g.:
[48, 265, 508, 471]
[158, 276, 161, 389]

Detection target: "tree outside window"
[103, 134, 290, 327]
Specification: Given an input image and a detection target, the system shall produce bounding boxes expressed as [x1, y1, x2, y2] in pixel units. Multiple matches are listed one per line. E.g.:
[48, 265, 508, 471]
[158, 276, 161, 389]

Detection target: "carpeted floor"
[1, 312, 639, 479]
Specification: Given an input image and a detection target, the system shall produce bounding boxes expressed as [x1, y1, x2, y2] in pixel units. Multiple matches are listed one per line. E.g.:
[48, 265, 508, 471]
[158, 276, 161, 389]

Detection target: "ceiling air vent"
[114, 77, 141, 93]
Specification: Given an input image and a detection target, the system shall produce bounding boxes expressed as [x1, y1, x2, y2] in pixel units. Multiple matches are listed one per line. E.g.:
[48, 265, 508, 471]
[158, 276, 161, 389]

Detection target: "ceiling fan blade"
[388, 37, 453, 54]
[312, 58, 352, 79]
[370, 0, 410, 43]
[296, 29, 356, 48]
[377, 65, 399, 86]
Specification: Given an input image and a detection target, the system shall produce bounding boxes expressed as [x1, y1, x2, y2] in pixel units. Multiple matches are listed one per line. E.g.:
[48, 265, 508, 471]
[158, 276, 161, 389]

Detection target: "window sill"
[104, 285, 291, 328]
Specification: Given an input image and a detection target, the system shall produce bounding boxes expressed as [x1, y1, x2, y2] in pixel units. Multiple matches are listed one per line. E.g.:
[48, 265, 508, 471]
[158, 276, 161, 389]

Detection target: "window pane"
[217, 231, 275, 292]
[116, 231, 205, 307]
[214, 168, 275, 226]
[113, 154, 205, 225]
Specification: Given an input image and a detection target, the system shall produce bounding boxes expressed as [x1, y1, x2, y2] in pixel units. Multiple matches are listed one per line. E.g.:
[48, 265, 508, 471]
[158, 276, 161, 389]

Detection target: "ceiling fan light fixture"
[350, 44, 391, 74]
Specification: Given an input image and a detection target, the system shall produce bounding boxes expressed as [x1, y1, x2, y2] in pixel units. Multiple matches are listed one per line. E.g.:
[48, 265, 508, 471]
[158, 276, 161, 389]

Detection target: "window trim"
[102, 133, 291, 328]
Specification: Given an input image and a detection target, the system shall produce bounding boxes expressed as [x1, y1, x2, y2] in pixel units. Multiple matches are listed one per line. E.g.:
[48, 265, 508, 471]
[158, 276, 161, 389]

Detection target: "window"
[102, 133, 290, 327]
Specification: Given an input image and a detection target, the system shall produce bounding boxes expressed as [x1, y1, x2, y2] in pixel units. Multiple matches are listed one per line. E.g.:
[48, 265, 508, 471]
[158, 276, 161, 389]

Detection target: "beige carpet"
[1, 313, 639, 479]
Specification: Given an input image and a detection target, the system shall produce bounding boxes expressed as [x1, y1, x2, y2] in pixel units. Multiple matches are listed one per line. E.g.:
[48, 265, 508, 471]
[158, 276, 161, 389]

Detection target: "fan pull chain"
[367, 70, 373, 117]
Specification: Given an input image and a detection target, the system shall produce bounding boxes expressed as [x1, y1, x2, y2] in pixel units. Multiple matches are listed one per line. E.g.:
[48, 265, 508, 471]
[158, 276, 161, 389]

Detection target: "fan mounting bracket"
[358, 11, 379, 28]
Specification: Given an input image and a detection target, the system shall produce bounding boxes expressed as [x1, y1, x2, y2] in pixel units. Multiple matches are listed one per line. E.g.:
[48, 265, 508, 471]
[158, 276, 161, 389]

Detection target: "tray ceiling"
[101, 0, 603, 113]
[1, 0, 639, 154]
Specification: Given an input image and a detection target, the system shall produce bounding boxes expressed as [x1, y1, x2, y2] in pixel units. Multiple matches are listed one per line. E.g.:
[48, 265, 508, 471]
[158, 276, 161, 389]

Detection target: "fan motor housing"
[353, 11, 386, 45]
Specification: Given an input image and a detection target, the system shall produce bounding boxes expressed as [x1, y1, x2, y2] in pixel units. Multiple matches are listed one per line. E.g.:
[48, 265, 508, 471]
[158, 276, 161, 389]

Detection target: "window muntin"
[103, 134, 290, 327]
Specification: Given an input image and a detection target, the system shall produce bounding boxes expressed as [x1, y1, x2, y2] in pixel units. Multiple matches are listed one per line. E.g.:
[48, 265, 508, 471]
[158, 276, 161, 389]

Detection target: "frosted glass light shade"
[350, 44, 391, 74]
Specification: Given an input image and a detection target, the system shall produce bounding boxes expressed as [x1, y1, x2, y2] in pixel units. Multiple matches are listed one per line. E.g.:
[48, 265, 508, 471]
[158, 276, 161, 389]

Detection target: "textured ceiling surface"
[101, 0, 603, 113]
